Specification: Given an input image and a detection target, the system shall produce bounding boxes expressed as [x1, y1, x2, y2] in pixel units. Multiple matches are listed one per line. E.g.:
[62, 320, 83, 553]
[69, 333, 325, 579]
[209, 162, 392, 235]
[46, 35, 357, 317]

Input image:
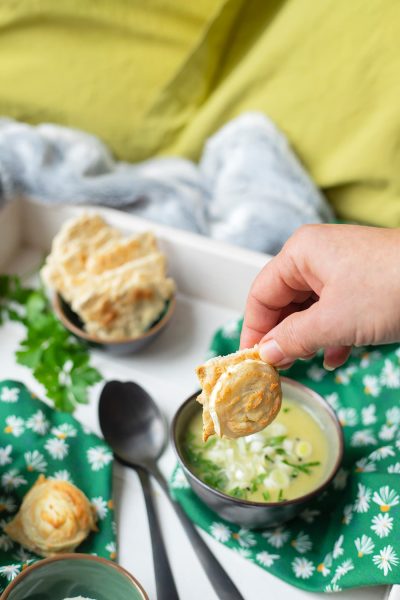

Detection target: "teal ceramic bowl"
[0, 554, 148, 600]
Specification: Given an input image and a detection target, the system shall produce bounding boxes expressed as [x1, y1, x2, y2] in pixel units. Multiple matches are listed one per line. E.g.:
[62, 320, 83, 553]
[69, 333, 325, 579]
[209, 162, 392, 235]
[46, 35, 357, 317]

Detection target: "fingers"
[240, 251, 313, 350]
[323, 346, 352, 370]
[258, 303, 328, 365]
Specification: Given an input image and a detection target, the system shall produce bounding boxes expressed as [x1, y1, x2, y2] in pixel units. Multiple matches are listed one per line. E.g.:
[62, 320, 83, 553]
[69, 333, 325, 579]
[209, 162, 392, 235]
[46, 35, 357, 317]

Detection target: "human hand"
[240, 224, 400, 369]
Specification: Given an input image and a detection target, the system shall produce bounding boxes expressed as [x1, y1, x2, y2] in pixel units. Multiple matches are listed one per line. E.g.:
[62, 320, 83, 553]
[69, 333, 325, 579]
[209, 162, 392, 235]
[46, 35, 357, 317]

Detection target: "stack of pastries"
[41, 213, 175, 340]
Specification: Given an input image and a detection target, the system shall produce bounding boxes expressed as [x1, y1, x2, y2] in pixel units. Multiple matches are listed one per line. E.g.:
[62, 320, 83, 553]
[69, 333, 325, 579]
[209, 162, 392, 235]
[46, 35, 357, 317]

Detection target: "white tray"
[0, 198, 395, 600]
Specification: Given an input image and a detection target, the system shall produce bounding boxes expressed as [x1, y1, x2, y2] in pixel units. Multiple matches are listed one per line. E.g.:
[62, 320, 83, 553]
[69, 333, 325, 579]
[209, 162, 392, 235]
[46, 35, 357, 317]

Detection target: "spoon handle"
[152, 466, 245, 600]
[137, 467, 180, 600]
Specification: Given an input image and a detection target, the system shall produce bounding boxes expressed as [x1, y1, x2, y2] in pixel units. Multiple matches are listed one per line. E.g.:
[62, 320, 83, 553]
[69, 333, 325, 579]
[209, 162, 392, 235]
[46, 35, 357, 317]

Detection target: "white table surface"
[0, 246, 392, 600]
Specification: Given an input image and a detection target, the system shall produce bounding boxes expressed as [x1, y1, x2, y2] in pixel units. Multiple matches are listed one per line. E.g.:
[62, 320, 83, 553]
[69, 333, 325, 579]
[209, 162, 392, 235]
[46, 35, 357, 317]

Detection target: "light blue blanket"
[0, 113, 333, 254]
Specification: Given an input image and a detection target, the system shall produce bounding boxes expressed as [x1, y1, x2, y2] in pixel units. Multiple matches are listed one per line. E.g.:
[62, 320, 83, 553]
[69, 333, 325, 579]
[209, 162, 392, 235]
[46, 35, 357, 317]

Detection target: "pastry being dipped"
[196, 346, 282, 441]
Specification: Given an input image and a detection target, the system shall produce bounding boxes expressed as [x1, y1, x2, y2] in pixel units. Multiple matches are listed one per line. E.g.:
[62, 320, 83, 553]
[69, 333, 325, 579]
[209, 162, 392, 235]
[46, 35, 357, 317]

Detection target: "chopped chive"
[282, 459, 321, 475]
[262, 490, 271, 501]
[283, 407, 290, 413]
[229, 487, 248, 499]
[278, 489, 283, 501]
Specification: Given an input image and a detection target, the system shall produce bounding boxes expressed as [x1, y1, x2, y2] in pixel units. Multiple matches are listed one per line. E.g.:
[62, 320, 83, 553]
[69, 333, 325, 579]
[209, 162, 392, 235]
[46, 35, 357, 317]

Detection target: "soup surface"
[184, 399, 329, 502]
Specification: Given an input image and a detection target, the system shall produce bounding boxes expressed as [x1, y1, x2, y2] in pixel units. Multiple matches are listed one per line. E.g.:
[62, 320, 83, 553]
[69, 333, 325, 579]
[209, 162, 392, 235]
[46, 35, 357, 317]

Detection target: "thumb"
[259, 304, 327, 366]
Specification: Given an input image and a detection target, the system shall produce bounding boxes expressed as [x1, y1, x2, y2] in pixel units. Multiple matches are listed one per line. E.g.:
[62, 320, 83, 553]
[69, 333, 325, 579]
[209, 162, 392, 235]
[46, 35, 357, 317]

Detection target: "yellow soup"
[184, 399, 329, 503]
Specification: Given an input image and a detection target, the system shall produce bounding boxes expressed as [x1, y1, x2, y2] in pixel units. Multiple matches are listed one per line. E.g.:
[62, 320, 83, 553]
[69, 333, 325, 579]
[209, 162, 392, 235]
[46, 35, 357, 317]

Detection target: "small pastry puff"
[196, 346, 282, 441]
[5, 475, 97, 557]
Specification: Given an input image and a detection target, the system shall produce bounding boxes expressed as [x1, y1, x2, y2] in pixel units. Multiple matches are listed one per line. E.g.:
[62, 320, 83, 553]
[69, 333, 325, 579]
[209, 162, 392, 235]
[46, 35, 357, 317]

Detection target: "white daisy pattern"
[355, 457, 376, 473]
[355, 535, 375, 557]
[371, 513, 393, 538]
[342, 505, 353, 525]
[332, 468, 348, 490]
[332, 559, 354, 584]
[360, 351, 381, 368]
[372, 485, 399, 512]
[332, 535, 344, 559]
[316, 553, 332, 577]
[354, 483, 372, 513]
[0, 534, 13, 552]
[210, 522, 231, 543]
[1, 469, 27, 491]
[307, 365, 326, 382]
[0, 387, 19, 403]
[105, 541, 117, 559]
[45, 438, 69, 460]
[0, 496, 16, 513]
[335, 366, 356, 385]
[234, 547, 252, 559]
[232, 528, 256, 548]
[24, 450, 47, 473]
[4, 416, 24, 437]
[170, 467, 189, 489]
[324, 393, 340, 411]
[369, 446, 395, 461]
[0, 564, 20, 581]
[388, 462, 400, 474]
[256, 551, 280, 567]
[372, 545, 399, 577]
[26, 410, 49, 435]
[325, 583, 342, 593]
[291, 531, 312, 554]
[13, 547, 34, 562]
[0, 445, 12, 467]
[379, 424, 398, 441]
[337, 408, 358, 427]
[51, 423, 77, 439]
[300, 509, 320, 523]
[380, 359, 400, 388]
[363, 375, 381, 397]
[351, 429, 377, 447]
[292, 557, 315, 579]
[87, 446, 113, 471]
[49, 469, 73, 482]
[91, 497, 108, 520]
[386, 406, 400, 425]
[361, 404, 377, 426]
[221, 319, 241, 339]
[262, 527, 290, 549]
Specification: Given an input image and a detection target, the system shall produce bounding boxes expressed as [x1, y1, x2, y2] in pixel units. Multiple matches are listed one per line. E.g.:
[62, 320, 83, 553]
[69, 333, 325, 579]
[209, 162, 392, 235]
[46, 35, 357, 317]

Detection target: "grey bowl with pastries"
[171, 377, 343, 529]
[53, 293, 176, 356]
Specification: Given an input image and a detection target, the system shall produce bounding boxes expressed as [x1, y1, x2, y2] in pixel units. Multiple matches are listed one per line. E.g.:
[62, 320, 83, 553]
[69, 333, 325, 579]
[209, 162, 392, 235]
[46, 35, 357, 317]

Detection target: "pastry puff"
[5, 475, 97, 557]
[196, 346, 282, 441]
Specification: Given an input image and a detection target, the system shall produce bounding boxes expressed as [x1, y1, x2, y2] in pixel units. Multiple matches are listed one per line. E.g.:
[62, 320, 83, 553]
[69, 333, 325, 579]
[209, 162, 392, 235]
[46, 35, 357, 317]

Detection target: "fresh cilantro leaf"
[0, 274, 102, 412]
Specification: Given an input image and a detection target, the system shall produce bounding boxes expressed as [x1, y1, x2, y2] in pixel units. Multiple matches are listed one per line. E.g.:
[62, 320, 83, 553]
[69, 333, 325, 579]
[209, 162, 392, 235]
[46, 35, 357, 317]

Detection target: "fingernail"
[259, 340, 286, 366]
[323, 362, 335, 372]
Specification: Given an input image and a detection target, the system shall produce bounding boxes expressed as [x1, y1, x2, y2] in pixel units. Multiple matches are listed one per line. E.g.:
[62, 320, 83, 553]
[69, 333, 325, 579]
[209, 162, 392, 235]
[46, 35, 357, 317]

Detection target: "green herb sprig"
[0, 274, 102, 412]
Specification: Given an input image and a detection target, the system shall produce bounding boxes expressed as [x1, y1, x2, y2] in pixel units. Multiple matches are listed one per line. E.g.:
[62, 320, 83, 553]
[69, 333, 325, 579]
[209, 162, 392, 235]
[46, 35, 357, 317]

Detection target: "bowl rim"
[0, 553, 149, 600]
[53, 293, 176, 345]
[171, 376, 344, 509]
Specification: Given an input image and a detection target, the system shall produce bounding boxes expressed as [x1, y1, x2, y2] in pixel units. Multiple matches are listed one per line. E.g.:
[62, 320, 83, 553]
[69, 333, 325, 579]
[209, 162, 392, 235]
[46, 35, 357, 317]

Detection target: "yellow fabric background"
[0, 0, 399, 226]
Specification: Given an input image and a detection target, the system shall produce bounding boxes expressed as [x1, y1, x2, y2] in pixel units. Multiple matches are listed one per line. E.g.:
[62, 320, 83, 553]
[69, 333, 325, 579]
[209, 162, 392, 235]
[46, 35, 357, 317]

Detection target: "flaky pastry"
[41, 213, 175, 340]
[196, 346, 282, 441]
[5, 475, 97, 557]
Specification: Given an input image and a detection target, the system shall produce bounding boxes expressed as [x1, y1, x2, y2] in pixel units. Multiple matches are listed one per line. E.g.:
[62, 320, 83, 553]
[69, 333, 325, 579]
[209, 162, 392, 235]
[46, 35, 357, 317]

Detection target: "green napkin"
[0, 380, 116, 593]
[171, 318, 400, 592]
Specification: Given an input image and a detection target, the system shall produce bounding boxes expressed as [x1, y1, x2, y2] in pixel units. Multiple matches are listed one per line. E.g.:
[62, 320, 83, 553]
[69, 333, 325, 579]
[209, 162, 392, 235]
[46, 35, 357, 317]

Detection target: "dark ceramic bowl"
[53, 293, 176, 356]
[172, 377, 343, 529]
[0, 553, 149, 600]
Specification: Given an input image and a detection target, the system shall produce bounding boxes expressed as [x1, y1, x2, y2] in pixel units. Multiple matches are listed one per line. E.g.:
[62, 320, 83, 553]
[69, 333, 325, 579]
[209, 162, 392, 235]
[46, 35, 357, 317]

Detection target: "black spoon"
[99, 380, 245, 600]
